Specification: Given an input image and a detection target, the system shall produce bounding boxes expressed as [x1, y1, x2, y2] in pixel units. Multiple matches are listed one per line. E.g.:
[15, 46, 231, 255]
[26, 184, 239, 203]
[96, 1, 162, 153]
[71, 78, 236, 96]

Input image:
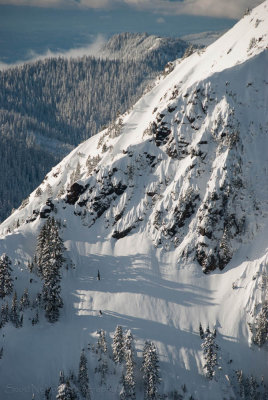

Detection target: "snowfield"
[0, 2, 267, 399]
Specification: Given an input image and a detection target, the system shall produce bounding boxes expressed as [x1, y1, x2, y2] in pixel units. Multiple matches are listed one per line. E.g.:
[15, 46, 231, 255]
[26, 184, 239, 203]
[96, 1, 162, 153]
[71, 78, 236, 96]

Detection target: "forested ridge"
[0, 34, 189, 222]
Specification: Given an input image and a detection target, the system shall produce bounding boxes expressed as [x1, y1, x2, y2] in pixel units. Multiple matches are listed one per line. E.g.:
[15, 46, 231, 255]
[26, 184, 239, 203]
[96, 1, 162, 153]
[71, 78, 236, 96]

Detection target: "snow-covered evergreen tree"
[78, 349, 90, 399]
[120, 373, 127, 400]
[37, 217, 65, 323]
[97, 329, 107, 354]
[141, 341, 160, 400]
[56, 380, 78, 400]
[0, 253, 13, 298]
[19, 288, 30, 311]
[31, 310, 39, 326]
[199, 323, 204, 339]
[35, 222, 49, 276]
[112, 325, 124, 364]
[123, 329, 136, 399]
[44, 387, 52, 400]
[251, 302, 268, 347]
[201, 331, 219, 380]
[1, 302, 9, 325]
[59, 370, 65, 384]
[10, 291, 19, 327]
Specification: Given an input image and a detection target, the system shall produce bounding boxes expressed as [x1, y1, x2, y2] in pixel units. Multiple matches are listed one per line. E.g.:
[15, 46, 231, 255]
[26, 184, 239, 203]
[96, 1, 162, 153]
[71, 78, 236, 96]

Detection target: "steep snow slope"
[0, 3, 267, 399]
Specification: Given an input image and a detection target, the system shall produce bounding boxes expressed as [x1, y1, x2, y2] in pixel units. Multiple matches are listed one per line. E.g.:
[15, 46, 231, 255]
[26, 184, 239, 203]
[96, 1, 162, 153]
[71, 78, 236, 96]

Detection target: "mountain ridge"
[0, 2, 267, 399]
[0, 33, 189, 222]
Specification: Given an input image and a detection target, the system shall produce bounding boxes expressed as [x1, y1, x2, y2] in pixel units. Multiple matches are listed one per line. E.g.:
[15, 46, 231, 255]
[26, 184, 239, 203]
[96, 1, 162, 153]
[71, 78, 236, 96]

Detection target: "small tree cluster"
[56, 380, 78, 400]
[0, 302, 9, 327]
[0, 253, 13, 298]
[10, 291, 20, 327]
[86, 155, 101, 176]
[112, 326, 136, 399]
[0, 291, 25, 329]
[69, 162, 82, 187]
[56, 347, 92, 399]
[249, 302, 268, 347]
[108, 114, 124, 139]
[201, 327, 218, 380]
[19, 288, 30, 311]
[236, 370, 268, 400]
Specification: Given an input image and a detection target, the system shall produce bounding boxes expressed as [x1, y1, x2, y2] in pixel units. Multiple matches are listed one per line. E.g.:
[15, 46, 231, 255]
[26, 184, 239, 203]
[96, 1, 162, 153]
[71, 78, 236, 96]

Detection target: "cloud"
[156, 17, 165, 23]
[0, 0, 264, 18]
[0, 34, 106, 70]
[120, 0, 264, 18]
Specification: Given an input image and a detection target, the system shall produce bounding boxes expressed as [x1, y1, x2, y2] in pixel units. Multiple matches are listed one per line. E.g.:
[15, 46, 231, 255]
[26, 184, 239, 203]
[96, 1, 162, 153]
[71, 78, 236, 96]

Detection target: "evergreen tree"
[31, 310, 39, 326]
[141, 341, 160, 400]
[249, 375, 257, 400]
[35, 187, 43, 197]
[112, 325, 124, 364]
[252, 303, 268, 347]
[120, 374, 128, 400]
[97, 329, 107, 354]
[19, 288, 30, 310]
[56, 380, 78, 400]
[199, 323, 204, 339]
[236, 370, 245, 399]
[37, 217, 65, 323]
[44, 387, 52, 400]
[35, 222, 49, 276]
[1, 302, 9, 325]
[0, 253, 13, 298]
[10, 291, 19, 327]
[124, 330, 136, 399]
[201, 331, 219, 380]
[74, 162, 82, 182]
[96, 330, 108, 385]
[59, 371, 65, 385]
[78, 349, 90, 399]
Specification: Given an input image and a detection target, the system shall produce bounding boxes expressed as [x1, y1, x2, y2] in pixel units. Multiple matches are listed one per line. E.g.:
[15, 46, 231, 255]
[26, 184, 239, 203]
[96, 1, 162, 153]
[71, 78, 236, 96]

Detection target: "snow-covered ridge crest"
[0, 3, 267, 399]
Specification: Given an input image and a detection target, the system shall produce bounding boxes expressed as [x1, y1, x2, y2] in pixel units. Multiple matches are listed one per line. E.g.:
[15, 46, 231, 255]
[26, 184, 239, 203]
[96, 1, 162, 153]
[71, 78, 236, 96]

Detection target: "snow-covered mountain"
[0, 33, 189, 223]
[0, 3, 267, 399]
[96, 32, 189, 62]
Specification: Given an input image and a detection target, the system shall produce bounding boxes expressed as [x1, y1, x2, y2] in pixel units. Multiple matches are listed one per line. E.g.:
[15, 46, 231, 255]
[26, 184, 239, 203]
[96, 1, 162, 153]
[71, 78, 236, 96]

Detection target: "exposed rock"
[66, 183, 88, 205]
[112, 226, 134, 239]
[40, 199, 55, 218]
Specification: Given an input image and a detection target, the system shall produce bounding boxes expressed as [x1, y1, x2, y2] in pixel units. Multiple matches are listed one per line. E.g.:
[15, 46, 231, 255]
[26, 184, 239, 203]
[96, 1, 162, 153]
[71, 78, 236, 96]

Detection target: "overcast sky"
[0, 0, 264, 18]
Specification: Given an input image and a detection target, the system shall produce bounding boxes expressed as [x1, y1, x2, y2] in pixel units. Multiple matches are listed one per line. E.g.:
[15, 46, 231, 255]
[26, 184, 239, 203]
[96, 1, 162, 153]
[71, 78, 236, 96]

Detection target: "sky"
[0, 0, 264, 65]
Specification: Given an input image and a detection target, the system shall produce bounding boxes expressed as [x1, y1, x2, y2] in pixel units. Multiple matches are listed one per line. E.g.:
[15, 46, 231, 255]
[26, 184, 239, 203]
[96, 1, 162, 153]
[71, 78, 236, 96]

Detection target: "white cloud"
[156, 17, 165, 23]
[0, 34, 106, 70]
[0, 0, 264, 18]
[121, 0, 264, 18]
